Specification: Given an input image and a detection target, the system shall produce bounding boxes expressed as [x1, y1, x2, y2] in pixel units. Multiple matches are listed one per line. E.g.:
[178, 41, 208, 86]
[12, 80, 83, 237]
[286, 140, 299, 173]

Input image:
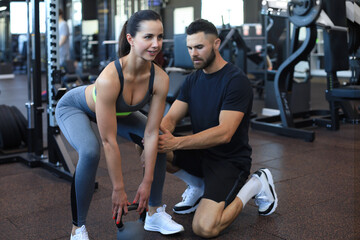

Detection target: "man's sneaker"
[144, 205, 184, 235]
[70, 225, 89, 240]
[173, 185, 203, 214]
[252, 168, 278, 216]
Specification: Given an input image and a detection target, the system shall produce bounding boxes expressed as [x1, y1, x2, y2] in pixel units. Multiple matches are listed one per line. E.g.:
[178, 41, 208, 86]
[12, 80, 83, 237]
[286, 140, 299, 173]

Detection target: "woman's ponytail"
[118, 21, 130, 57]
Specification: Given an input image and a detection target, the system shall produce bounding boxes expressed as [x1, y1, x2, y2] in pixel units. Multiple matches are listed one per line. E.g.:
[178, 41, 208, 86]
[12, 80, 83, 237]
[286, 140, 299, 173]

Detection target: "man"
[59, 9, 70, 69]
[158, 19, 278, 238]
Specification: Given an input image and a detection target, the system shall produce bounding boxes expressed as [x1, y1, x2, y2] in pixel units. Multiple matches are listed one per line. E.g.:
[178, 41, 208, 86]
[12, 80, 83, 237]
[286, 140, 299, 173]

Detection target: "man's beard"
[192, 48, 216, 70]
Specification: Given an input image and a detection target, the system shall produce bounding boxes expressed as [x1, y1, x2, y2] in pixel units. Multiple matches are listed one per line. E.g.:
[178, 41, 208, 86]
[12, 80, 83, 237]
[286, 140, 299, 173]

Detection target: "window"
[10, 2, 46, 34]
[201, 0, 244, 27]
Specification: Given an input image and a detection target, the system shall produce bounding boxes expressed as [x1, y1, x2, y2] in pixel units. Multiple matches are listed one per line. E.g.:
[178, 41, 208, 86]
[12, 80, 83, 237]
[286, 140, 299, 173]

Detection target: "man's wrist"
[173, 136, 183, 150]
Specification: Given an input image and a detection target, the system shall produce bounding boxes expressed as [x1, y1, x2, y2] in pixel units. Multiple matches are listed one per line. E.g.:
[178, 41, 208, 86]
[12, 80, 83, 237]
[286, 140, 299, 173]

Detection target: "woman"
[55, 10, 184, 240]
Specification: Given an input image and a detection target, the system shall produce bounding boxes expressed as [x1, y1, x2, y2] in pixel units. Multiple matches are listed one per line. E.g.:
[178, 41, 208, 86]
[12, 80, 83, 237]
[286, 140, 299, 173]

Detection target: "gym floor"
[0, 73, 359, 240]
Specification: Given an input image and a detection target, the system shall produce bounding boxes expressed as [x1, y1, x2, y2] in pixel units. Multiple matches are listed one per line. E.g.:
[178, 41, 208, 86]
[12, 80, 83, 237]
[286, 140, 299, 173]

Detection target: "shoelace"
[157, 205, 177, 223]
[158, 204, 176, 227]
[76, 227, 89, 239]
[82, 231, 89, 238]
[181, 185, 191, 201]
[255, 191, 273, 205]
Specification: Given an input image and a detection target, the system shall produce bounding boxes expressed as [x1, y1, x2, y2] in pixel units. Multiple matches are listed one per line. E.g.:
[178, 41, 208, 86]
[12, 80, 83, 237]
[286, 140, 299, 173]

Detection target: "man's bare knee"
[134, 144, 143, 155]
[165, 151, 180, 173]
[192, 217, 220, 238]
[136, 144, 179, 173]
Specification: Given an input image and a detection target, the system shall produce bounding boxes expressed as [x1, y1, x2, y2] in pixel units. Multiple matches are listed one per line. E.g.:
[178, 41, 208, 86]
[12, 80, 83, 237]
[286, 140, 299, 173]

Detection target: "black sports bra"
[93, 59, 154, 116]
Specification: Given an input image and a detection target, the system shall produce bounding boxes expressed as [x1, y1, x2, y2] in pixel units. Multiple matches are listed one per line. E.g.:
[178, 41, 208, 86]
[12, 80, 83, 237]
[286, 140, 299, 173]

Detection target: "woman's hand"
[112, 188, 129, 225]
[133, 180, 151, 213]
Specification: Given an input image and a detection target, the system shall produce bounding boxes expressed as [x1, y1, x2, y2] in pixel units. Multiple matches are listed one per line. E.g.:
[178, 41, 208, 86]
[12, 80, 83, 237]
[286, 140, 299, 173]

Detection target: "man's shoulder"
[224, 63, 246, 76]
[184, 69, 203, 83]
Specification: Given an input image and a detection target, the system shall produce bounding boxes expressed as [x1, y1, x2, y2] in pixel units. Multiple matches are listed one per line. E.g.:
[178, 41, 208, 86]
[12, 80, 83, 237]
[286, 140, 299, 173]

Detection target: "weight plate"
[0, 105, 22, 149]
[288, 0, 322, 27]
[10, 106, 28, 145]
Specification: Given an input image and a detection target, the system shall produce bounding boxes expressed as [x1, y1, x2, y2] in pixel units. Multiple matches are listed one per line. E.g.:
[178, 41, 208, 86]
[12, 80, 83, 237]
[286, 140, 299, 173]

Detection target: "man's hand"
[158, 126, 178, 153]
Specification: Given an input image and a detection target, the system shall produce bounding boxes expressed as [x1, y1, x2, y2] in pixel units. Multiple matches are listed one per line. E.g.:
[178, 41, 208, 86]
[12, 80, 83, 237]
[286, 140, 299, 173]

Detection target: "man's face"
[186, 32, 216, 70]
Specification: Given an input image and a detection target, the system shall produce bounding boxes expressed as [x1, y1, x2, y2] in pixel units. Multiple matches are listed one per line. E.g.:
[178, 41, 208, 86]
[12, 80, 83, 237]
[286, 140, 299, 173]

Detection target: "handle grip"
[114, 203, 140, 229]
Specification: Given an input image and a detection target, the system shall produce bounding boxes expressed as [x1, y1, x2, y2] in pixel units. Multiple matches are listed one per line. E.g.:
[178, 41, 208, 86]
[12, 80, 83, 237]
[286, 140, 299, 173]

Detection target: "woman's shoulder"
[152, 62, 169, 81]
[95, 61, 120, 89]
[98, 61, 118, 79]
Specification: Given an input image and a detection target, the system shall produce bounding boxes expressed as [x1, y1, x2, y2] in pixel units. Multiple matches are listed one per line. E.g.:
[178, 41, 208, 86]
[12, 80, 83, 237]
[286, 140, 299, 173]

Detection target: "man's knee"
[134, 144, 179, 173]
[192, 216, 220, 238]
[134, 144, 143, 155]
[165, 152, 180, 173]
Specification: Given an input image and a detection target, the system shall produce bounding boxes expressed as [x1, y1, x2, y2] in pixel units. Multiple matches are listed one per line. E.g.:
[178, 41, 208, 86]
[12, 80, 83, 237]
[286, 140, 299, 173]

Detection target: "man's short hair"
[186, 19, 218, 37]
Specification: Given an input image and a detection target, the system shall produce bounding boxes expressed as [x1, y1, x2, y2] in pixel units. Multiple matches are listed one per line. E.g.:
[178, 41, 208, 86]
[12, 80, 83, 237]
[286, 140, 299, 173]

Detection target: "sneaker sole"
[173, 203, 199, 214]
[144, 225, 184, 235]
[258, 168, 278, 216]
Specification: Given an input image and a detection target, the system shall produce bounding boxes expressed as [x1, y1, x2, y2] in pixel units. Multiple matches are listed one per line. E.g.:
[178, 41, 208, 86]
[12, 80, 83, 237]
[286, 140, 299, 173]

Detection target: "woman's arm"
[94, 64, 128, 222]
[133, 66, 169, 209]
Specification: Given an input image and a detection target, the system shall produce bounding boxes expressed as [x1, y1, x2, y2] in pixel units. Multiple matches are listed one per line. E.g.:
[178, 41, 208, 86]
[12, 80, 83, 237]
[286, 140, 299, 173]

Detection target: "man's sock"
[173, 169, 204, 188]
[236, 176, 262, 208]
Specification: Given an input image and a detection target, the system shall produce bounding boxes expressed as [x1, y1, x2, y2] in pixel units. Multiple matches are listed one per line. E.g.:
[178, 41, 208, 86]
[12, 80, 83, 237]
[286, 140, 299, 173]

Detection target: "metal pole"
[25, 0, 35, 153]
[46, 0, 60, 128]
[31, 0, 44, 156]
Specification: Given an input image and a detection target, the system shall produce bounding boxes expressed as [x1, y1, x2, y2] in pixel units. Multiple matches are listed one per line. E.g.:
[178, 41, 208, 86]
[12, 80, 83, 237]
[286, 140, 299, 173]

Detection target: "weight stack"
[0, 105, 28, 151]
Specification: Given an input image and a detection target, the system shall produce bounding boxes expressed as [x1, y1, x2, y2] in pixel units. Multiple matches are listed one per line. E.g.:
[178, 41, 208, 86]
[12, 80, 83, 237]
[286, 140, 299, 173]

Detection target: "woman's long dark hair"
[118, 10, 162, 57]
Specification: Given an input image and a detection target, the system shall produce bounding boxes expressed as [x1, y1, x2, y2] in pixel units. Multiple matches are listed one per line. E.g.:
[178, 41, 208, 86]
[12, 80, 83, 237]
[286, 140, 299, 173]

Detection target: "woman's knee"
[79, 143, 100, 164]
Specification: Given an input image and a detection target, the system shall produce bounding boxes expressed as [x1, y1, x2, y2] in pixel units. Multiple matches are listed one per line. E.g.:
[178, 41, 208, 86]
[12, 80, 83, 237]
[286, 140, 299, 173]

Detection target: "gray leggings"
[55, 86, 166, 226]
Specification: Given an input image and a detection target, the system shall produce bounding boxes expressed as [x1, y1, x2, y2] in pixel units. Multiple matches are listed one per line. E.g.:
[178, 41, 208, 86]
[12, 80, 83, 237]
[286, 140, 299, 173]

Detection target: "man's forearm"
[173, 125, 231, 150]
[160, 116, 177, 133]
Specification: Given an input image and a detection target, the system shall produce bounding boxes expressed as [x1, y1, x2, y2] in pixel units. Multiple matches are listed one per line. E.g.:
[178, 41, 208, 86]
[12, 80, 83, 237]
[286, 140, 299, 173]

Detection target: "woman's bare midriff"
[85, 84, 96, 113]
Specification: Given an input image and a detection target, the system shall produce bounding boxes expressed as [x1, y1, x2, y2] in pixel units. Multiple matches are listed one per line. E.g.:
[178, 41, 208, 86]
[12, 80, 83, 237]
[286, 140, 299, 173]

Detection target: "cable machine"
[251, 0, 360, 142]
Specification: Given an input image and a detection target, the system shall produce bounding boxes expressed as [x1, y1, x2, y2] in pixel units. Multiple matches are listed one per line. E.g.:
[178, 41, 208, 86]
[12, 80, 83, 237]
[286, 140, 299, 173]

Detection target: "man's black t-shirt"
[177, 63, 253, 170]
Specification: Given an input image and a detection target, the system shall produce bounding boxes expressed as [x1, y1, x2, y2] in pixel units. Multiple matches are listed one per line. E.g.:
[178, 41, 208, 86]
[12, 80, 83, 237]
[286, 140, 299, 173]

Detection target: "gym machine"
[218, 27, 251, 74]
[251, 0, 360, 142]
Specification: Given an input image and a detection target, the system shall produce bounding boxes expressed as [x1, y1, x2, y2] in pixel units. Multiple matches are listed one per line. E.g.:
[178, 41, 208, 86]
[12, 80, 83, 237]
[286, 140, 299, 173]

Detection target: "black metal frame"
[218, 28, 250, 74]
[251, 25, 332, 142]
[252, 0, 360, 142]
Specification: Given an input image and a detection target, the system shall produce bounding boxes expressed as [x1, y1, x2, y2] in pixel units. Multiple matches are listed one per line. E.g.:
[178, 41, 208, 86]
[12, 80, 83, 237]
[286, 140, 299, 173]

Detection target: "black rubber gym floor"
[0, 74, 359, 239]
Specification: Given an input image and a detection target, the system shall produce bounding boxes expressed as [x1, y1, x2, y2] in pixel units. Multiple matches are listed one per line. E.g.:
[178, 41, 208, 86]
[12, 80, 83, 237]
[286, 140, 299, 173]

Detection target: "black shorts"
[173, 150, 250, 206]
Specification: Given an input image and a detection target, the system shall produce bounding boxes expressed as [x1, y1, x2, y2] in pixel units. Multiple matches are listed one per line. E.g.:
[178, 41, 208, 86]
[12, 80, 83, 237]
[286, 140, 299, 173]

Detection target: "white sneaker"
[70, 225, 89, 240]
[144, 205, 184, 235]
[252, 168, 278, 216]
[173, 185, 204, 214]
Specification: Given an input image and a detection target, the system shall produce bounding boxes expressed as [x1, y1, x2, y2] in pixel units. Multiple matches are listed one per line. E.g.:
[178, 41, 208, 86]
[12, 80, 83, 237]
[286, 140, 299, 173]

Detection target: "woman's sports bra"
[92, 59, 154, 116]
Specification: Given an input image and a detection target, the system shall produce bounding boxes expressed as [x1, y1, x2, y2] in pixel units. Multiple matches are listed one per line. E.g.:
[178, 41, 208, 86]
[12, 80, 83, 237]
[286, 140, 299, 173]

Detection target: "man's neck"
[203, 55, 227, 74]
